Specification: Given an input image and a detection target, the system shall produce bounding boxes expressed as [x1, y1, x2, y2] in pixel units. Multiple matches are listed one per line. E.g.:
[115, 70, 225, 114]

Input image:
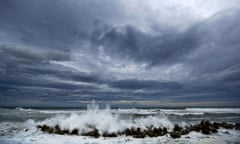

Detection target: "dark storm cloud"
[186, 9, 240, 76]
[0, 75, 96, 91]
[22, 66, 108, 84]
[0, 0, 120, 94]
[0, 0, 126, 55]
[95, 9, 240, 104]
[98, 25, 199, 66]
[221, 70, 240, 83]
[0, 44, 70, 63]
[93, 9, 240, 69]
[109, 79, 182, 90]
[0, 0, 240, 107]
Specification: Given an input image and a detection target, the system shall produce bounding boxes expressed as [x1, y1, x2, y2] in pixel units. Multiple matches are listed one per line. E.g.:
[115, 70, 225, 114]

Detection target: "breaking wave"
[38, 102, 173, 134]
[185, 108, 240, 114]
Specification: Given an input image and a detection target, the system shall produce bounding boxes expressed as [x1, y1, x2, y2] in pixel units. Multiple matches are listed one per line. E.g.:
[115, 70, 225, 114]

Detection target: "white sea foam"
[111, 108, 159, 115]
[38, 110, 84, 114]
[160, 109, 204, 116]
[38, 103, 173, 134]
[15, 107, 84, 114]
[159, 108, 240, 116]
[185, 108, 240, 114]
[16, 107, 34, 112]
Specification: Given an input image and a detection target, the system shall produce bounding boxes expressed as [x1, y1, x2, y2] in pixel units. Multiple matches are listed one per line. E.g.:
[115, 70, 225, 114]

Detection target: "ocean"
[0, 103, 240, 144]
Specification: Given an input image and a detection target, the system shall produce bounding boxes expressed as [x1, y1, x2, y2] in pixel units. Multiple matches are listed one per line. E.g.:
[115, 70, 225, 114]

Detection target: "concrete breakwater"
[37, 120, 240, 139]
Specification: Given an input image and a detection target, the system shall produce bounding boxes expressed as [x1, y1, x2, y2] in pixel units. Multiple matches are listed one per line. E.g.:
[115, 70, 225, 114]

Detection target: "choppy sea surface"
[0, 104, 240, 144]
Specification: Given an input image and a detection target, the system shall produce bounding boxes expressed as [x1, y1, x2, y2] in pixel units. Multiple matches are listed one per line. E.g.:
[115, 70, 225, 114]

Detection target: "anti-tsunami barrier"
[37, 120, 240, 139]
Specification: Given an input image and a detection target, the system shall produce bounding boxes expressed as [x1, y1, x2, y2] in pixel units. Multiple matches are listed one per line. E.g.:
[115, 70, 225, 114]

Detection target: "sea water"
[0, 103, 240, 144]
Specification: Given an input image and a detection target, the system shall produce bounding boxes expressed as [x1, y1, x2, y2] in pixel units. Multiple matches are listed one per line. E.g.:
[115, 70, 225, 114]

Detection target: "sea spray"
[38, 102, 173, 135]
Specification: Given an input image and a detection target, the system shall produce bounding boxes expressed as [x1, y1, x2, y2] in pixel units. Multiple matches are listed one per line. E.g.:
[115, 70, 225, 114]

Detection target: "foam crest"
[185, 108, 240, 114]
[16, 107, 34, 112]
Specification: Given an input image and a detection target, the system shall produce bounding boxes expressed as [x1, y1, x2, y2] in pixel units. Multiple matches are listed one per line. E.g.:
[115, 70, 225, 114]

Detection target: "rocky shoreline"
[37, 121, 240, 139]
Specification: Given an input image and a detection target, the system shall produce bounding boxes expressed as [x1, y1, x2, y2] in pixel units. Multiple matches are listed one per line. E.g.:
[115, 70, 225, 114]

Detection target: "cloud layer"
[0, 0, 240, 107]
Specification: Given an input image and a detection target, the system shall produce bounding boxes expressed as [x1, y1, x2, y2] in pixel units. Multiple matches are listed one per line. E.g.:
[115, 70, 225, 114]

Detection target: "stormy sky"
[0, 0, 240, 107]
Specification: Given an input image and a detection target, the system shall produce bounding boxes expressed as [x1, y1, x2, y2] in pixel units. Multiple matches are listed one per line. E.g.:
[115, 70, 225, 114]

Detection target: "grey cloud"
[0, 1, 240, 107]
[186, 9, 240, 76]
[0, 44, 71, 65]
[0, 0, 126, 49]
[1, 45, 45, 63]
[85, 9, 240, 76]
[22, 66, 109, 84]
[0, 75, 95, 91]
[221, 71, 240, 83]
[97, 25, 199, 66]
[109, 79, 182, 90]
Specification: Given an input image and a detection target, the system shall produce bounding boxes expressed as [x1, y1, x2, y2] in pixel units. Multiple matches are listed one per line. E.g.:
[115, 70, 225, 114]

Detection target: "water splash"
[38, 101, 173, 134]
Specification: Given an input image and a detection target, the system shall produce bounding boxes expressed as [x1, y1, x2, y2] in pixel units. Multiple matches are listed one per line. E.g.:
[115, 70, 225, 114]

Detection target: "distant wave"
[38, 110, 84, 114]
[159, 109, 204, 116]
[160, 108, 240, 116]
[16, 107, 34, 112]
[15, 107, 84, 114]
[185, 108, 240, 114]
[166, 112, 204, 116]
